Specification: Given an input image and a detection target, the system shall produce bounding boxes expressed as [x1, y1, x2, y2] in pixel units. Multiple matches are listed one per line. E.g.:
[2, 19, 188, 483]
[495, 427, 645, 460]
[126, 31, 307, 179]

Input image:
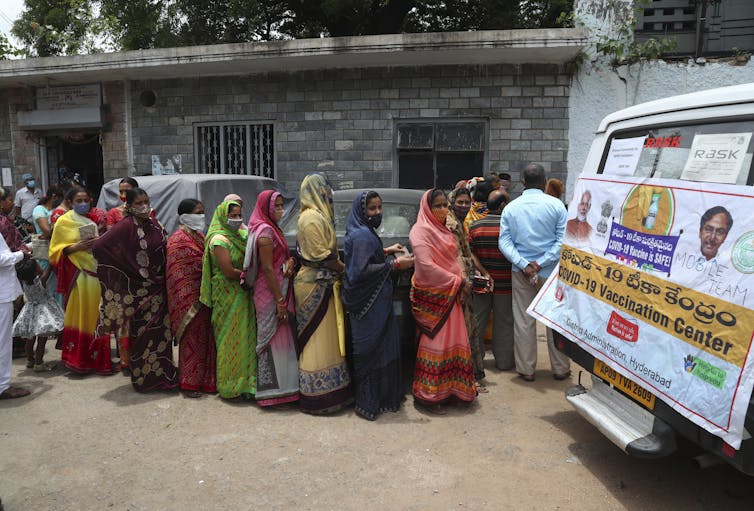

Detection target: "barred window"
[194, 122, 275, 177]
[396, 120, 487, 190]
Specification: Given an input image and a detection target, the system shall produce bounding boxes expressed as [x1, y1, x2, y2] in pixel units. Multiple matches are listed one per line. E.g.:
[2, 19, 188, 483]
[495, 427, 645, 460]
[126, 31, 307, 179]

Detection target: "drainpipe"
[124, 79, 135, 176]
[695, 0, 708, 59]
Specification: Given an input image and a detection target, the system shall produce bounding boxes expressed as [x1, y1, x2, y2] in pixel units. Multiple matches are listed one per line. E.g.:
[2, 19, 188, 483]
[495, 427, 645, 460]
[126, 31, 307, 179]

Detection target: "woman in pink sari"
[166, 199, 217, 397]
[242, 190, 299, 406]
[409, 188, 476, 413]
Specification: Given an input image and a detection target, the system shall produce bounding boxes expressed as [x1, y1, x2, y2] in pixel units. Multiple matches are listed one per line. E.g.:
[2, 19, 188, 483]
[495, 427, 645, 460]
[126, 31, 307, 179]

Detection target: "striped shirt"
[469, 213, 512, 295]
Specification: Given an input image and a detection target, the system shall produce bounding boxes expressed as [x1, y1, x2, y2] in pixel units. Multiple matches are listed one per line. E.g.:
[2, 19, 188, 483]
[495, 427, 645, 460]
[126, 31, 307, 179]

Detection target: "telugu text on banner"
[529, 175, 754, 448]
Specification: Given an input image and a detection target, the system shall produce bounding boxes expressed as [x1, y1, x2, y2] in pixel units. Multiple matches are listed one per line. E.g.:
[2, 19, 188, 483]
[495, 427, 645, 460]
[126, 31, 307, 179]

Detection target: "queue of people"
[0, 164, 570, 419]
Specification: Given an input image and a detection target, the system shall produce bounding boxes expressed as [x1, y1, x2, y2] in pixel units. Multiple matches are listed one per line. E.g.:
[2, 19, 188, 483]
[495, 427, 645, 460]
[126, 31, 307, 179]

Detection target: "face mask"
[73, 202, 90, 215]
[131, 204, 150, 218]
[367, 213, 382, 229]
[27, 180, 36, 188]
[227, 218, 243, 231]
[452, 204, 470, 220]
[432, 208, 448, 225]
[180, 213, 206, 232]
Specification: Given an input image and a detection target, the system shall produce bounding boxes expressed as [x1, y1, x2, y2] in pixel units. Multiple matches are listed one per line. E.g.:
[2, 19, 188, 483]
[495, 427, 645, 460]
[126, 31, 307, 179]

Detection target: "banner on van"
[529, 175, 754, 449]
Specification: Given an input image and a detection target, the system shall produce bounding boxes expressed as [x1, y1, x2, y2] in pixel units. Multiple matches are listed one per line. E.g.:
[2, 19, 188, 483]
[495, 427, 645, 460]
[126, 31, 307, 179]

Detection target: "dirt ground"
[2, 331, 754, 511]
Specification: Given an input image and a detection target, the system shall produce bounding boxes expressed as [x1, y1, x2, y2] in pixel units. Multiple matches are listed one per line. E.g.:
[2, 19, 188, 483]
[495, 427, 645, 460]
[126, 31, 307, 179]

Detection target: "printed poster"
[530, 175, 754, 448]
[603, 136, 647, 176]
[681, 133, 752, 184]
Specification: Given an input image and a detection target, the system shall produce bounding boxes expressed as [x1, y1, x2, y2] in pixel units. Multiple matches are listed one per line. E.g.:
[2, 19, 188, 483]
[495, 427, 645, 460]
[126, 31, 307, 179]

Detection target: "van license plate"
[593, 359, 656, 410]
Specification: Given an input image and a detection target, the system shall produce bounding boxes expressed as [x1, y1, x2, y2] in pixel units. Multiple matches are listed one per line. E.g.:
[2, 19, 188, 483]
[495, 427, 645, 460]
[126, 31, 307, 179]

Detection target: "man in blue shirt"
[498, 163, 571, 382]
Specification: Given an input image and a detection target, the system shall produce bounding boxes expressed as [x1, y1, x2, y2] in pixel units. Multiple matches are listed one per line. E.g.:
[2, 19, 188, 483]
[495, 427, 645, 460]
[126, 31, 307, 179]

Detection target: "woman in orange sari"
[409, 189, 476, 413]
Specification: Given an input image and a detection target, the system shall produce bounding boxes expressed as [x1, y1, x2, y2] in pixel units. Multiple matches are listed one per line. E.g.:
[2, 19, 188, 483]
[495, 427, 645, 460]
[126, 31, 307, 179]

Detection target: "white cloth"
[15, 186, 41, 223]
[0, 234, 23, 394]
[0, 301, 12, 393]
[0, 234, 23, 303]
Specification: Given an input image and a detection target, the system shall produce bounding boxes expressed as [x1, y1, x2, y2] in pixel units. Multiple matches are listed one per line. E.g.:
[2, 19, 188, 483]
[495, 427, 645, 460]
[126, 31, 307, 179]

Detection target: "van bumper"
[566, 377, 677, 459]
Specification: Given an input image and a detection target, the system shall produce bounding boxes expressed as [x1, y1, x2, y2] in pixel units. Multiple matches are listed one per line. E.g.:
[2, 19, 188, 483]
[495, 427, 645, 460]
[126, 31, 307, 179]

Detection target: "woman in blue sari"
[342, 191, 414, 420]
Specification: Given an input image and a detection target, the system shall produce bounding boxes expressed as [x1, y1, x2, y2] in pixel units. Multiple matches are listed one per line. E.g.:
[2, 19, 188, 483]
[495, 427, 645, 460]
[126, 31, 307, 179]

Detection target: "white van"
[533, 84, 754, 474]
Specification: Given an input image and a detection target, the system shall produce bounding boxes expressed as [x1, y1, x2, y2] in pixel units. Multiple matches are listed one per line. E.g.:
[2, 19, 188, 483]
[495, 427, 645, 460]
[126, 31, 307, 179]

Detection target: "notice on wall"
[152, 155, 181, 175]
[36, 84, 102, 110]
[1, 168, 11, 187]
[681, 133, 752, 184]
[530, 175, 754, 449]
[603, 136, 646, 176]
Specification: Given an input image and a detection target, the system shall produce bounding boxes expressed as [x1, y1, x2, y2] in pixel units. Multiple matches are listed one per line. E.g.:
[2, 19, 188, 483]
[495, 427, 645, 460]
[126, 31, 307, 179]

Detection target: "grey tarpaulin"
[97, 174, 294, 233]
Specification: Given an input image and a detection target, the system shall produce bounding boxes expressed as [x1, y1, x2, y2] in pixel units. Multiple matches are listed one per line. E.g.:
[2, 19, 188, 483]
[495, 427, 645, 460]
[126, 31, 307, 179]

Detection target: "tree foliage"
[10, 0, 574, 56]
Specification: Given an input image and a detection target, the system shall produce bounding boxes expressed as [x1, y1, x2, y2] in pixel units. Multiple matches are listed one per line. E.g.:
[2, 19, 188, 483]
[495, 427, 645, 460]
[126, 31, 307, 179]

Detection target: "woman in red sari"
[166, 199, 216, 397]
[93, 188, 177, 391]
[409, 188, 476, 413]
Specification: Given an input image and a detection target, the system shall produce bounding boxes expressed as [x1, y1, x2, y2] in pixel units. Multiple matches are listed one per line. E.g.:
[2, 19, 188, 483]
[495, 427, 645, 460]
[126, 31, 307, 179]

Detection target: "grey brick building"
[0, 30, 585, 195]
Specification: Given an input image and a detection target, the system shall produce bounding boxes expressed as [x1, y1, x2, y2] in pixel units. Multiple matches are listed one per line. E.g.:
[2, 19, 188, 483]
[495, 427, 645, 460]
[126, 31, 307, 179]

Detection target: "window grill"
[195, 122, 275, 177]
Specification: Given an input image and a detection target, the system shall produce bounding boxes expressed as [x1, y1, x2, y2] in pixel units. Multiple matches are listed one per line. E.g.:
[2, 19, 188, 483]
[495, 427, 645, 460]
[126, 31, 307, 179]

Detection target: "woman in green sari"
[199, 200, 257, 399]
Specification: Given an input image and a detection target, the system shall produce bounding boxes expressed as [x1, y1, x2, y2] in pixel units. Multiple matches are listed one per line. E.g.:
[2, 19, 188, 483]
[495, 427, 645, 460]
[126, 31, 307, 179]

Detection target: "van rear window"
[598, 121, 754, 185]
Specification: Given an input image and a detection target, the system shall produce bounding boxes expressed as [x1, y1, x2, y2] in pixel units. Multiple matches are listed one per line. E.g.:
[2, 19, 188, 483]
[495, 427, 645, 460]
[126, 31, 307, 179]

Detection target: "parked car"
[97, 174, 293, 233]
[281, 188, 425, 380]
[541, 84, 754, 474]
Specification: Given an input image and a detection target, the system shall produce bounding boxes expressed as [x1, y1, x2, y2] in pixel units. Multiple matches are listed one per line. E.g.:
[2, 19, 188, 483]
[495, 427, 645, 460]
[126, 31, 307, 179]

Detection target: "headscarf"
[409, 189, 463, 337]
[242, 190, 289, 284]
[342, 191, 391, 319]
[297, 173, 336, 262]
[247, 190, 285, 248]
[299, 173, 334, 223]
[199, 200, 246, 307]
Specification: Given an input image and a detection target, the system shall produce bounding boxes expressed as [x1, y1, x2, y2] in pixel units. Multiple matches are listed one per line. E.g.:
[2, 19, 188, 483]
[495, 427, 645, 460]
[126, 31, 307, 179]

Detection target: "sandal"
[33, 362, 55, 372]
[476, 383, 489, 394]
[415, 400, 447, 415]
[26, 360, 34, 369]
[182, 390, 203, 398]
[0, 386, 31, 399]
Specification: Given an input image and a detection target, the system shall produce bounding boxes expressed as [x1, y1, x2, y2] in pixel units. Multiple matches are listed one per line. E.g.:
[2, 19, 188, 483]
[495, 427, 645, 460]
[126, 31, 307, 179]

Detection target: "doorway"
[44, 133, 104, 199]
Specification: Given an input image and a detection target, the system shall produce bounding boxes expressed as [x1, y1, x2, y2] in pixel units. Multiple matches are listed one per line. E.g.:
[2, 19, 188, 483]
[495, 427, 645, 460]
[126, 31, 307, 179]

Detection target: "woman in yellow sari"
[49, 187, 113, 374]
[294, 174, 352, 414]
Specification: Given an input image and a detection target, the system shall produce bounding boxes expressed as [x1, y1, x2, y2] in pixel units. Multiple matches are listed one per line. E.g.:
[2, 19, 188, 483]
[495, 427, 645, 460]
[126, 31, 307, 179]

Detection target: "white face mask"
[179, 213, 205, 232]
[227, 218, 243, 232]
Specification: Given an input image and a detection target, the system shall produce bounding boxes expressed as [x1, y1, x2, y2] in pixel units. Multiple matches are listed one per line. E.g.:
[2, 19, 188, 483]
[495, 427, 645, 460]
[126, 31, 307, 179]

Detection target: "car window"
[281, 201, 419, 238]
[598, 120, 754, 185]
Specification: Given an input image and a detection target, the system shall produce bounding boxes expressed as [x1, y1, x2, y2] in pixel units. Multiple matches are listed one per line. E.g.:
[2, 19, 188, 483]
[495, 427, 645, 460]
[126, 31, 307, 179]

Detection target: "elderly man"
[0, 232, 31, 399]
[14, 173, 41, 224]
[697, 206, 732, 262]
[469, 189, 514, 370]
[498, 164, 571, 382]
[565, 190, 593, 241]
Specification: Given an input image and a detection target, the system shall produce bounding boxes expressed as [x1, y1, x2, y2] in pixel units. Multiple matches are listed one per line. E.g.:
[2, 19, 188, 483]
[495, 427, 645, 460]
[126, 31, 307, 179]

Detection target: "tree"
[11, 0, 95, 56]
[283, 0, 415, 37]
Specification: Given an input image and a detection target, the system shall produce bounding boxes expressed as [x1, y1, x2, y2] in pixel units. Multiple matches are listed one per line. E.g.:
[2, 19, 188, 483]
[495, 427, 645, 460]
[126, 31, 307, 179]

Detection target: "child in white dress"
[12, 259, 64, 372]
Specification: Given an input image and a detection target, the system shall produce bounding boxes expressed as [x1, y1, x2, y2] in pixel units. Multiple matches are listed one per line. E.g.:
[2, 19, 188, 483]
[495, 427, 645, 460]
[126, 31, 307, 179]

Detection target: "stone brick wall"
[7, 87, 37, 187]
[0, 91, 11, 172]
[102, 82, 128, 183]
[130, 63, 571, 193]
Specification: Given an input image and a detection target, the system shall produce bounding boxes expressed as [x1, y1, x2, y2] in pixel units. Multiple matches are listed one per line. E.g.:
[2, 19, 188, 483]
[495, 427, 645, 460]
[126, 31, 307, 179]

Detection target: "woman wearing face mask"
[294, 174, 352, 414]
[447, 187, 492, 390]
[0, 186, 28, 252]
[242, 190, 299, 406]
[409, 189, 476, 413]
[49, 187, 114, 374]
[31, 186, 62, 301]
[199, 200, 257, 399]
[343, 191, 414, 420]
[166, 199, 216, 397]
[92, 188, 178, 391]
[106, 177, 139, 227]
